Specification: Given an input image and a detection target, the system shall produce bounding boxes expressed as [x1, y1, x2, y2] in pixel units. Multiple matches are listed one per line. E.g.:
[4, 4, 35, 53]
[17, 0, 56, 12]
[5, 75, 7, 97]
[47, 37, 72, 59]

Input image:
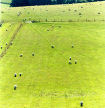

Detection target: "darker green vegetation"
[11, 0, 105, 7]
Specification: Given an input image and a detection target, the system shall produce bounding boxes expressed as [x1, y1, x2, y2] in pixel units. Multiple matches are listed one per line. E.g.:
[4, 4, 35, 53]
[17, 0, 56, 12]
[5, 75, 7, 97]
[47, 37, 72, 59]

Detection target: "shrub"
[10, 42, 13, 45]
[79, 13, 82, 15]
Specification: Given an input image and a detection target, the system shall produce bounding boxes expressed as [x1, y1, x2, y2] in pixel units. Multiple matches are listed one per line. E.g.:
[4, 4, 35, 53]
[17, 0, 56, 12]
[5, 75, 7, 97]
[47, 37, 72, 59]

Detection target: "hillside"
[0, 1, 105, 108]
[1, 1, 105, 23]
[0, 0, 12, 4]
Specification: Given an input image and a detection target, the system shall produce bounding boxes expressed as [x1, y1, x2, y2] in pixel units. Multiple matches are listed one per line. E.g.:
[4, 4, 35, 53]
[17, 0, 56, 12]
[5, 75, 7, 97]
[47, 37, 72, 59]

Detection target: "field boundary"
[0, 23, 23, 60]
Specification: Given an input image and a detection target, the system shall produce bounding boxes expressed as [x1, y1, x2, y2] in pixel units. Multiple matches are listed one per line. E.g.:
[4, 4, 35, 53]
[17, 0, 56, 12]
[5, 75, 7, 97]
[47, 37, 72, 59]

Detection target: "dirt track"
[0, 23, 23, 60]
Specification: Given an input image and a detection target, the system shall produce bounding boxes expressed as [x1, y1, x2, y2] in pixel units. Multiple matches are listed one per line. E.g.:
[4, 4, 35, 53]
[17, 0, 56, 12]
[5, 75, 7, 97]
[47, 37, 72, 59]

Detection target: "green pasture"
[1, 1, 105, 22]
[0, 22, 105, 108]
[0, 1, 105, 108]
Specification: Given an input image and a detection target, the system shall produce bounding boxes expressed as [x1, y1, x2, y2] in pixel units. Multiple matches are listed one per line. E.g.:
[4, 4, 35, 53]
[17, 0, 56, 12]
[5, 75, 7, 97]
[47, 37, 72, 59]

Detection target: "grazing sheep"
[80, 101, 83, 107]
[32, 53, 35, 56]
[19, 73, 22, 77]
[72, 45, 74, 48]
[51, 45, 55, 48]
[1, 46, 2, 49]
[75, 60, 77, 64]
[69, 57, 71, 60]
[14, 73, 17, 77]
[14, 85, 17, 90]
[69, 60, 72, 64]
[6, 42, 8, 45]
[20, 54, 23, 57]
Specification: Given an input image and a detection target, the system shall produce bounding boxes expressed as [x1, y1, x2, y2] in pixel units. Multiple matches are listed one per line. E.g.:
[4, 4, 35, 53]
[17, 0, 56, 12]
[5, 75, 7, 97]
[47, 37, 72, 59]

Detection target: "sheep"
[0, 24, 2, 27]
[80, 101, 83, 107]
[6, 42, 8, 45]
[69, 57, 71, 60]
[20, 54, 23, 57]
[14, 73, 17, 77]
[51, 45, 55, 48]
[14, 85, 17, 90]
[75, 60, 77, 64]
[69, 60, 72, 64]
[19, 73, 22, 77]
[32, 53, 35, 56]
[1, 46, 2, 49]
[72, 45, 74, 48]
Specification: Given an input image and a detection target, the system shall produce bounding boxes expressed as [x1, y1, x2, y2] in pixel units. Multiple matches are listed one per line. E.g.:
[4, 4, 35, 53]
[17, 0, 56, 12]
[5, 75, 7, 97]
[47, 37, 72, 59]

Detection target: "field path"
[0, 23, 23, 60]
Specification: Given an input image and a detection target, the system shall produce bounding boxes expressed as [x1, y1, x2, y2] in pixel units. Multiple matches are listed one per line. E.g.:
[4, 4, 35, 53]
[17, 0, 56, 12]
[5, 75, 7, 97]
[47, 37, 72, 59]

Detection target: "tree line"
[11, 0, 105, 7]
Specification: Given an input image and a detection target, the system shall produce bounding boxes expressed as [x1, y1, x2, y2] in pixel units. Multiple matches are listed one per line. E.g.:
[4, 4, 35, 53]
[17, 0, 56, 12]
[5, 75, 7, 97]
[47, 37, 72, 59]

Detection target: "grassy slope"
[1, 1, 105, 22]
[0, 23, 20, 54]
[0, 22, 105, 108]
[0, 0, 12, 8]
[0, 1, 105, 108]
[0, 0, 12, 4]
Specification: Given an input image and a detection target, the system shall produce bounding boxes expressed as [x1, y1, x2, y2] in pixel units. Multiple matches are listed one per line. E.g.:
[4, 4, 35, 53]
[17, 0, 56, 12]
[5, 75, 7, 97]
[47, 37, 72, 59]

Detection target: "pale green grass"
[1, 1, 105, 22]
[0, 22, 105, 108]
[0, 23, 21, 53]
[0, 1, 105, 108]
[0, 0, 12, 4]
[0, 3, 10, 8]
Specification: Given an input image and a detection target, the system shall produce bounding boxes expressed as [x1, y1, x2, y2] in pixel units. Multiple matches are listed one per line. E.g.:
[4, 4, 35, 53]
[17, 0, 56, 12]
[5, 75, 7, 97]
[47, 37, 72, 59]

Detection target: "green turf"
[0, 22, 105, 108]
[0, 1, 105, 108]
[0, 0, 12, 4]
[1, 1, 105, 22]
[0, 0, 12, 8]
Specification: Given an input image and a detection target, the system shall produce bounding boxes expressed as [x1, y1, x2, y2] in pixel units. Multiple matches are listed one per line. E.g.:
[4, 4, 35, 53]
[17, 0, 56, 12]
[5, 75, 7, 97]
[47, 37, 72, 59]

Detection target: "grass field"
[1, 1, 105, 22]
[0, 0, 12, 8]
[0, 1, 105, 108]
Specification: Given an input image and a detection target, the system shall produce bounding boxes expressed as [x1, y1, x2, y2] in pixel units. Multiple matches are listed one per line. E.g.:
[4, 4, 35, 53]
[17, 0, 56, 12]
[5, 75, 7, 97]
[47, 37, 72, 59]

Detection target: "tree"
[11, 0, 29, 7]
[57, 0, 65, 4]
